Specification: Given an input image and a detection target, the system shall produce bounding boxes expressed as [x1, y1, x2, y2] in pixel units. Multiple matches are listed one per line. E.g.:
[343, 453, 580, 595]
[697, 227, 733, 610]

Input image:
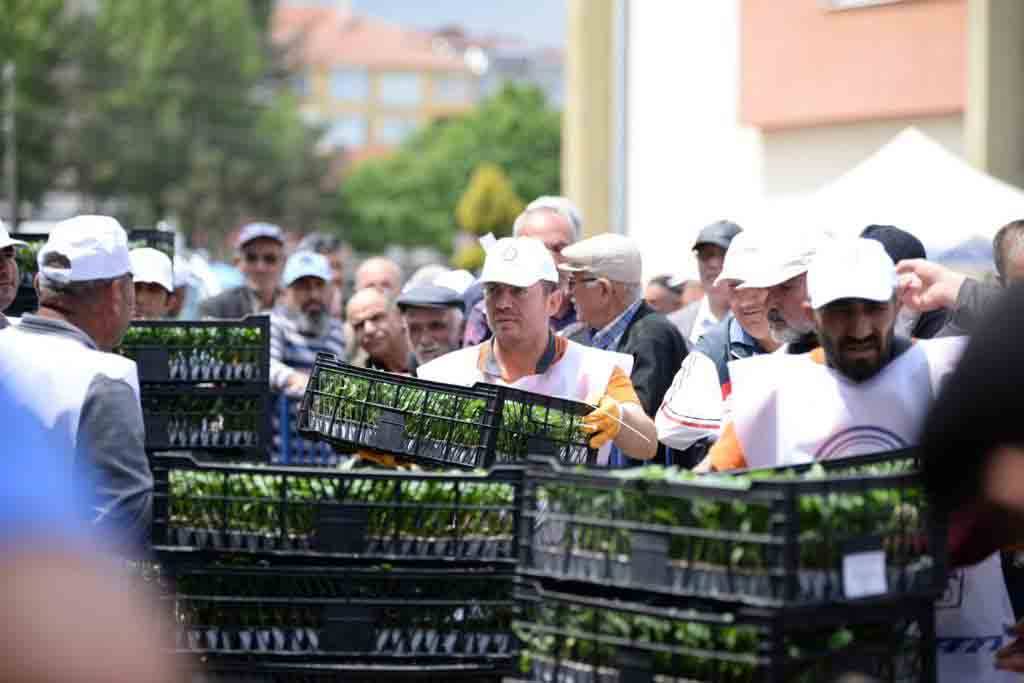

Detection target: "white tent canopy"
[753, 127, 1024, 256]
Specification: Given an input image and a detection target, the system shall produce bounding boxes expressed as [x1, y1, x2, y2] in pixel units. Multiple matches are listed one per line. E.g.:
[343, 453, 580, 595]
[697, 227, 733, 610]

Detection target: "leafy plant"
[118, 324, 265, 381]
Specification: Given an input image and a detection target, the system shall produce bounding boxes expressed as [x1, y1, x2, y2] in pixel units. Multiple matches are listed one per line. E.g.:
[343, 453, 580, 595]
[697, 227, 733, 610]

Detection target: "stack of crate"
[513, 452, 944, 683]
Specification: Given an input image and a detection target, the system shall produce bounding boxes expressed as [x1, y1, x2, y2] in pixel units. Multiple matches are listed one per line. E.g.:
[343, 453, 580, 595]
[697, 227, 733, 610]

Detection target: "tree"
[455, 162, 524, 237]
[337, 83, 560, 253]
[0, 0, 79, 211]
[60, 0, 330, 249]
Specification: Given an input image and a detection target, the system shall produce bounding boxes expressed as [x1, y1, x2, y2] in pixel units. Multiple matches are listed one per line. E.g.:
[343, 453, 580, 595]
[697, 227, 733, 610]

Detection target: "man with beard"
[668, 220, 742, 348]
[736, 228, 821, 353]
[0, 221, 28, 328]
[269, 252, 346, 398]
[657, 232, 779, 464]
[396, 284, 464, 370]
[698, 237, 1012, 682]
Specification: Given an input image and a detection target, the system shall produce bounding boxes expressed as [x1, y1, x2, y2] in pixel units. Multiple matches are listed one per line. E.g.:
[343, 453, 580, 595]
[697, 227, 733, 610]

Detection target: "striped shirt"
[269, 307, 346, 392]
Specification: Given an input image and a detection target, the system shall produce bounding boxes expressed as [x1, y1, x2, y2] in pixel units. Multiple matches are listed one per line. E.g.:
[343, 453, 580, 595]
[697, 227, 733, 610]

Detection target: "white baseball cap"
[0, 220, 27, 250]
[282, 251, 331, 287]
[479, 237, 558, 288]
[38, 215, 132, 284]
[738, 228, 821, 290]
[129, 248, 173, 293]
[559, 233, 643, 284]
[807, 238, 896, 310]
[713, 231, 763, 286]
[236, 222, 284, 249]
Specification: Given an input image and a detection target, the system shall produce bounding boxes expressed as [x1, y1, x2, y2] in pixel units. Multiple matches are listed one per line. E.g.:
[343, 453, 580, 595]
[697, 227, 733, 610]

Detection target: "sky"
[290, 1, 567, 49]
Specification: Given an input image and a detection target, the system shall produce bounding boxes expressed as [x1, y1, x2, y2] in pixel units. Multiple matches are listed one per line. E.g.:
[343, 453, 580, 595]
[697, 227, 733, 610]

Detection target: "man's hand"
[996, 621, 1024, 671]
[284, 371, 310, 398]
[895, 259, 967, 313]
[582, 394, 622, 449]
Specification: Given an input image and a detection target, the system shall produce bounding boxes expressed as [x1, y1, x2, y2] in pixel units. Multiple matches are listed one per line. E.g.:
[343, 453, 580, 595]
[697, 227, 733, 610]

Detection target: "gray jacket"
[2, 315, 153, 548]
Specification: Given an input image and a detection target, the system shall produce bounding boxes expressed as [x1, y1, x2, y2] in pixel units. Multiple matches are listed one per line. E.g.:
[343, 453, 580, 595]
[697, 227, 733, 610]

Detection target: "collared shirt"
[689, 296, 722, 346]
[269, 306, 347, 392]
[591, 298, 643, 352]
[18, 314, 98, 349]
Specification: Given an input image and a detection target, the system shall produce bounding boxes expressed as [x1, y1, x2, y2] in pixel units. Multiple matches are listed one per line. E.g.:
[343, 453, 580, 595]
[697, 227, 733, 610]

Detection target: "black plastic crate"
[297, 354, 502, 469]
[480, 383, 596, 466]
[127, 229, 175, 260]
[513, 582, 934, 683]
[296, 354, 596, 469]
[150, 454, 524, 565]
[142, 387, 269, 456]
[520, 454, 944, 609]
[162, 564, 518, 667]
[190, 661, 509, 682]
[117, 317, 269, 384]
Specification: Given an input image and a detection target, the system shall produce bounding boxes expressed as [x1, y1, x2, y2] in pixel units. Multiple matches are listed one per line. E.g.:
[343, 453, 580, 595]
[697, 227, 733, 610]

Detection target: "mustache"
[839, 336, 881, 351]
[766, 309, 786, 324]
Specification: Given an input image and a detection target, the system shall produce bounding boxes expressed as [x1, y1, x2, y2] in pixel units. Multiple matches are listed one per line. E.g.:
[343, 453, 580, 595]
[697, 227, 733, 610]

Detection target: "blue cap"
[236, 222, 284, 249]
[282, 251, 331, 287]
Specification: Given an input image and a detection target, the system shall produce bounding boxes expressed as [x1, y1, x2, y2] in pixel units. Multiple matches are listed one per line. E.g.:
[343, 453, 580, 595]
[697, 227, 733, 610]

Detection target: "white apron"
[417, 340, 634, 465]
[728, 337, 1015, 683]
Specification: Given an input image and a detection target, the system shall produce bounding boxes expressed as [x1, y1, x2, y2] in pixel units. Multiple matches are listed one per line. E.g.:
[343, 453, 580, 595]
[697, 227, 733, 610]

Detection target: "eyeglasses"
[244, 252, 281, 266]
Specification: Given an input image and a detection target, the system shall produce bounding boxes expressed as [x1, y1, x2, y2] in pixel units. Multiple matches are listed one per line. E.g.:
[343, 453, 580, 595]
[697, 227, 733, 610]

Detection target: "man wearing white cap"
[0, 220, 28, 328]
[700, 237, 1013, 682]
[128, 247, 173, 320]
[558, 233, 687, 466]
[739, 228, 820, 353]
[199, 222, 285, 319]
[0, 215, 151, 548]
[270, 251, 346, 397]
[656, 232, 780, 464]
[418, 237, 657, 463]
[462, 196, 584, 347]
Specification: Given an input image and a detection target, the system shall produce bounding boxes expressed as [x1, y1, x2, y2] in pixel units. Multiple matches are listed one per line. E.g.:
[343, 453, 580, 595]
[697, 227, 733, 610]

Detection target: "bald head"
[355, 257, 401, 296]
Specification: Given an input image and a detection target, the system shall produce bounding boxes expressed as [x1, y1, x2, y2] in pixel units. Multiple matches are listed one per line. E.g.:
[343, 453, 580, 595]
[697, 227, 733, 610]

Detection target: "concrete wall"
[761, 114, 964, 195]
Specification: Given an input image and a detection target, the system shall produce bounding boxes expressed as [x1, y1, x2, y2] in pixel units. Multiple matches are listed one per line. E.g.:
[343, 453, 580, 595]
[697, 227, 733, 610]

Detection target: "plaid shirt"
[269, 307, 346, 391]
[591, 298, 643, 352]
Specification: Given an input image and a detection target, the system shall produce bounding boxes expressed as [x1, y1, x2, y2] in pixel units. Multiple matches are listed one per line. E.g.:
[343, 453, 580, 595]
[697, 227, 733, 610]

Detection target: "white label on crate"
[842, 550, 887, 599]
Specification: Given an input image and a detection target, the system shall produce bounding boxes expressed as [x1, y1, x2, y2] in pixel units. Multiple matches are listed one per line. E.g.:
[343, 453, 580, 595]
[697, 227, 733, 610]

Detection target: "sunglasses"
[244, 253, 281, 266]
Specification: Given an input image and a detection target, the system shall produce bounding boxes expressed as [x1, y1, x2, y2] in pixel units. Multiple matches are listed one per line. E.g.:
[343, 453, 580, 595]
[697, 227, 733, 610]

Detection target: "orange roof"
[272, 5, 471, 72]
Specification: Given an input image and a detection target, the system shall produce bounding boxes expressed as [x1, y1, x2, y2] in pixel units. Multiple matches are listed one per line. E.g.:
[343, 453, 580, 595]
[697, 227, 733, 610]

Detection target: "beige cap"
[558, 233, 643, 284]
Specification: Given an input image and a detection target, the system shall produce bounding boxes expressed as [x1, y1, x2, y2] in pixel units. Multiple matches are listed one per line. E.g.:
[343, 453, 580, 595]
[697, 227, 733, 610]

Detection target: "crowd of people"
[5, 199, 1024, 680]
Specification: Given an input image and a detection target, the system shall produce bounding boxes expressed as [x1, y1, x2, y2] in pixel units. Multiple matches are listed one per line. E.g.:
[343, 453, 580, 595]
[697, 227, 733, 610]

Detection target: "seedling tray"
[297, 354, 596, 469]
[297, 354, 502, 469]
[141, 386, 269, 457]
[514, 581, 933, 683]
[477, 383, 596, 466]
[520, 453, 945, 609]
[117, 316, 269, 384]
[150, 454, 524, 565]
[162, 564, 518, 667]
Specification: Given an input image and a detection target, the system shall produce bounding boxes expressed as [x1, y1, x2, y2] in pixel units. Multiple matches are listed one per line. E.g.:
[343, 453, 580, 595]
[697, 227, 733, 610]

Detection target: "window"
[434, 74, 471, 104]
[330, 69, 369, 101]
[378, 72, 421, 107]
[375, 117, 418, 145]
[320, 117, 367, 150]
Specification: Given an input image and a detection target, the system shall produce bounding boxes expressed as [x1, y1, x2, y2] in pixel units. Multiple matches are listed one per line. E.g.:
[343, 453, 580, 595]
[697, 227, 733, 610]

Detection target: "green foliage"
[47, 1, 330, 245]
[307, 366, 589, 465]
[455, 162, 524, 236]
[0, 0, 80, 206]
[337, 84, 561, 253]
[450, 243, 486, 271]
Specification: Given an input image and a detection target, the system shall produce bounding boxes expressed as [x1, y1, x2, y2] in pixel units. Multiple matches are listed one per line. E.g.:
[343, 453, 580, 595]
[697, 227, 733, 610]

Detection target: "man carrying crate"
[700, 237, 1014, 683]
[417, 236, 658, 464]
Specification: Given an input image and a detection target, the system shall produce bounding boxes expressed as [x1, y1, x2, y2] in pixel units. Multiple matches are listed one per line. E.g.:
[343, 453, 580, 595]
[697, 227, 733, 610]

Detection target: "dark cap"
[860, 224, 926, 262]
[693, 220, 743, 251]
[396, 284, 464, 312]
